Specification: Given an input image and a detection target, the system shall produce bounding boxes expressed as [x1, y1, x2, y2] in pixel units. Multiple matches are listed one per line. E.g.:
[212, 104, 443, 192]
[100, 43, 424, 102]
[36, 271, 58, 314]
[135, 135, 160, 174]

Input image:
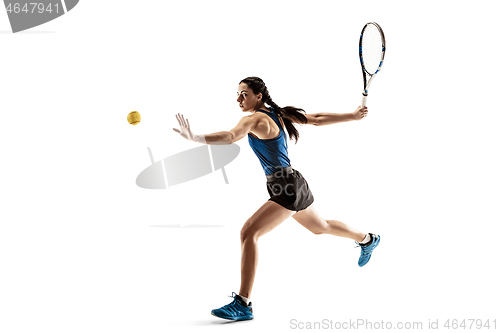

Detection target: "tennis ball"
[127, 111, 141, 125]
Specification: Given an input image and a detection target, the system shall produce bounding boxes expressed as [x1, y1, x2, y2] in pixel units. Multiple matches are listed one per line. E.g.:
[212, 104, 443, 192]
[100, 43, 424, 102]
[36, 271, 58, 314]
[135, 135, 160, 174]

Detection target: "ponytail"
[265, 98, 307, 144]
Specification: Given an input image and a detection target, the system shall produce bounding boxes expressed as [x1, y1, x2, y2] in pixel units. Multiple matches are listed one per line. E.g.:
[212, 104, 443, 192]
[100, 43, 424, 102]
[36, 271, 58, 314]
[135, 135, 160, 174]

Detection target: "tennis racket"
[359, 22, 386, 107]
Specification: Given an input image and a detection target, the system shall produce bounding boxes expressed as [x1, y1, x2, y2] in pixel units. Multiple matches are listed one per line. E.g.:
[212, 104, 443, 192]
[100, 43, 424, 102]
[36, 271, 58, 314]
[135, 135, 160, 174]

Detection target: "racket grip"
[361, 95, 368, 107]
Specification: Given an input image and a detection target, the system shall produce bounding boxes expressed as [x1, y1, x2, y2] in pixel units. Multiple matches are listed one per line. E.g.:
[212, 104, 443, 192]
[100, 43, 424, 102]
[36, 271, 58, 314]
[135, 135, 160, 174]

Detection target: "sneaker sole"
[211, 312, 254, 321]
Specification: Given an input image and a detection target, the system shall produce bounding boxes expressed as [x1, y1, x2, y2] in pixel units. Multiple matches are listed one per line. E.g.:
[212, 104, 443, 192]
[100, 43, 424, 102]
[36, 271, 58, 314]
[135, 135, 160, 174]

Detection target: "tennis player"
[173, 76, 380, 321]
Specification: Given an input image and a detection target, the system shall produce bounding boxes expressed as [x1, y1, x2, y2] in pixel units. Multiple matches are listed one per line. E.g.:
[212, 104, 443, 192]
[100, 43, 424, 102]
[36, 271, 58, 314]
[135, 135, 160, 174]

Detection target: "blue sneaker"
[211, 292, 254, 321]
[356, 233, 380, 267]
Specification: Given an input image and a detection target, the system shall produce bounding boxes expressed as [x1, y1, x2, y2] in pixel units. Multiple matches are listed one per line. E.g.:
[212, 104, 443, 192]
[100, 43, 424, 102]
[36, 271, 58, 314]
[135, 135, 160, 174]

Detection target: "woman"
[173, 76, 380, 321]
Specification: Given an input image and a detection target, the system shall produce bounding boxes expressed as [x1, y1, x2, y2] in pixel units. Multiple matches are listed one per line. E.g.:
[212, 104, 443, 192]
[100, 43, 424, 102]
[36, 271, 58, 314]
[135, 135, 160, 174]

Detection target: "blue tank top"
[248, 108, 291, 175]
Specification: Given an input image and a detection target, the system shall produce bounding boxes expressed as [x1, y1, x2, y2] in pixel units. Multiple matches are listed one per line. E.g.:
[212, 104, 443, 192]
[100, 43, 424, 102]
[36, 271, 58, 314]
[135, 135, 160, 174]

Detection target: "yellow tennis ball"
[127, 111, 141, 125]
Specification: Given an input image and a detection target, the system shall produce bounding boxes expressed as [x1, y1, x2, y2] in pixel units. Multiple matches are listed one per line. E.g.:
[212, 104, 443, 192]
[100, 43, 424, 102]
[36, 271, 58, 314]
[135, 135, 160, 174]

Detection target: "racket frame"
[359, 22, 386, 107]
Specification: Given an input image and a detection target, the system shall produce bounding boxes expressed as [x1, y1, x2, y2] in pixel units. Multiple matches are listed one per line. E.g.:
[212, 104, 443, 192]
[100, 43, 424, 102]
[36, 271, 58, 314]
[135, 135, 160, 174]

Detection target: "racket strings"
[361, 24, 384, 75]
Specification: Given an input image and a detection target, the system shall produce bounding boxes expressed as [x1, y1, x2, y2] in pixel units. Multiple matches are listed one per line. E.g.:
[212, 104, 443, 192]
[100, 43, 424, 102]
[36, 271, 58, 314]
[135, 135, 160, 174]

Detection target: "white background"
[1, 1, 499, 332]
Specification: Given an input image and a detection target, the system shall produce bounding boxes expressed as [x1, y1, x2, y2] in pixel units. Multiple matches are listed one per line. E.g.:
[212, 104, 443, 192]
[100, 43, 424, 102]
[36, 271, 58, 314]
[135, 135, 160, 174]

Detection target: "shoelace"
[354, 242, 372, 256]
[220, 293, 242, 315]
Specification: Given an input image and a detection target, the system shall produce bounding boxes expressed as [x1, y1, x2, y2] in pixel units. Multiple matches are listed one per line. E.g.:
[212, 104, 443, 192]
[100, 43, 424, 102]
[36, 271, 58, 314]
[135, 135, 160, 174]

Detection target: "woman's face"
[236, 83, 263, 112]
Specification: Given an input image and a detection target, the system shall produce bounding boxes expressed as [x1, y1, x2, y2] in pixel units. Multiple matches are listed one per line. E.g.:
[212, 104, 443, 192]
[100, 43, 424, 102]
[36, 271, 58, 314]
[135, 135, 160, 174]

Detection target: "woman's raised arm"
[298, 106, 368, 126]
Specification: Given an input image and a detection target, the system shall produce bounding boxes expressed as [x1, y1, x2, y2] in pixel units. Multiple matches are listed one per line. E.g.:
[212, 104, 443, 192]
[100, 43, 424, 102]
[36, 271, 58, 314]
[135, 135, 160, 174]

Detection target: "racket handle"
[361, 95, 368, 107]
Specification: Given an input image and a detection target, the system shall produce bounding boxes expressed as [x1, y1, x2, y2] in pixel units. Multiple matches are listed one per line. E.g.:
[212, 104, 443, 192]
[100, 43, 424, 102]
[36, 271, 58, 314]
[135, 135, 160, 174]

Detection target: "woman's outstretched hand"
[353, 106, 368, 120]
[172, 113, 196, 141]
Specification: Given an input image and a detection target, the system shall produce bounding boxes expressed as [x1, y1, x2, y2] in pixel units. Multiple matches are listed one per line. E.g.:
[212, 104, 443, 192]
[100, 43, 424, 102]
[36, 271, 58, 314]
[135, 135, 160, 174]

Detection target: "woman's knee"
[240, 226, 258, 244]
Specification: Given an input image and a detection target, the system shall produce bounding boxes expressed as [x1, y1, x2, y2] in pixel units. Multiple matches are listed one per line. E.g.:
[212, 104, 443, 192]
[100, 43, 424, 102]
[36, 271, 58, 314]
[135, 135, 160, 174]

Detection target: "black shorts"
[266, 167, 314, 212]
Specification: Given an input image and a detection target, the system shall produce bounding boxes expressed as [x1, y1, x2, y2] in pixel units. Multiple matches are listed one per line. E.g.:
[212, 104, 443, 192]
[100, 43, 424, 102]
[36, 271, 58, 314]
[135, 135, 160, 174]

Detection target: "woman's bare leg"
[292, 204, 366, 242]
[239, 201, 296, 299]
